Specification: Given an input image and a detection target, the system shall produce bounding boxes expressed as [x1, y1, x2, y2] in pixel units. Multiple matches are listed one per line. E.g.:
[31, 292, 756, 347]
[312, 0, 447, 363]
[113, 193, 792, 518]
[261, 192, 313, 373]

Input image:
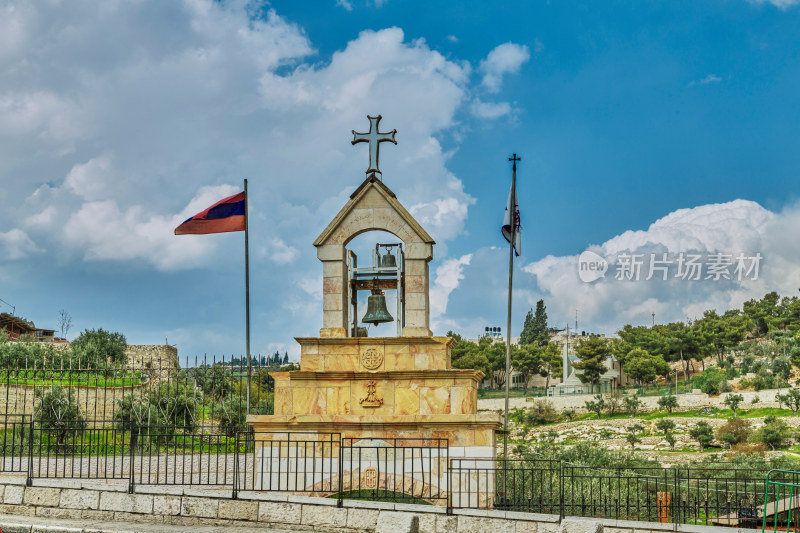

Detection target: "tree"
[192, 363, 235, 400]
[538, 343, 563, 389]
[752, 416, 790, 450]
[624, 393, 643, 418]
[520, 300, 549, 347]
[657, 419, 677, 451]
[70, 328, 127, 366]
[216, 394, 249, 437]
[604, 390, 623, 416]
[57, 309, 73, 339]
[656, 419, 675, 435]
[779, 388, 800, 415]
[585, 395, 605, 418]
[689, 421, 715, 451]
[34, 387, 87, 448]
[657, 394, 679, 414]
[511, 344, 543, 392]
[519, 309, 536, 346]
[283, 353, 289, 365]
[663, 322, 700, 381]
[450, 334, 491, 381]
[723, 393, 744, 416]
[626, 423, 644, 449]
[716, 418, 752, 448]
[573, 335, 610, 393]
[623, 348, 670, 386]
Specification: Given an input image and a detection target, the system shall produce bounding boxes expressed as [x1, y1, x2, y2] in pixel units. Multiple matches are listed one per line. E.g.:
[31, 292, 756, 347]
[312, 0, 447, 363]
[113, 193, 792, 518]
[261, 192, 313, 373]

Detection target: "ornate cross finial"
[352, 115, 397, 178]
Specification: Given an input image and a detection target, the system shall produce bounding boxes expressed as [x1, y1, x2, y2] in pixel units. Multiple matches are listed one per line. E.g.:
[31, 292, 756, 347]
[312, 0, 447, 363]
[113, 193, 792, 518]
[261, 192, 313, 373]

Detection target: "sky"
[2, 0, 800, 361]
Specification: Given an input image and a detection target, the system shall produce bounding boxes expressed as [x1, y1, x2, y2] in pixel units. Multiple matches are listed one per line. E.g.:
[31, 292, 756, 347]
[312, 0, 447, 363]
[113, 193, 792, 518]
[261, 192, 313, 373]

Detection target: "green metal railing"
[763, 469, 800, 533]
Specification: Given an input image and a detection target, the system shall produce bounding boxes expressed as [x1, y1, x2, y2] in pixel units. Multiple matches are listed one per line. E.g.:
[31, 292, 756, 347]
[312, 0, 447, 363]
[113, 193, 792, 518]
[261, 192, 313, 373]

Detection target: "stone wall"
[0, 345, 178, 423]
[478, 387, 783, 413]
[125, 344, 178, 372]
[0, 475, 747, 533]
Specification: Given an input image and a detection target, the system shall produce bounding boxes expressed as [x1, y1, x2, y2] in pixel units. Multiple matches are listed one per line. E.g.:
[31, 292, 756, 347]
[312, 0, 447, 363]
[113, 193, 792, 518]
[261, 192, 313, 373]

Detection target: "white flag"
[501, 182, 521, 256]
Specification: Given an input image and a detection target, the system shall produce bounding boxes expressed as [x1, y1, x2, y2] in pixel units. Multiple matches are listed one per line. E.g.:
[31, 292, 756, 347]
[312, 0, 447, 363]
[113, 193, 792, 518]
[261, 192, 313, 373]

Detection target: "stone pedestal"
[247, 337, 502, 500]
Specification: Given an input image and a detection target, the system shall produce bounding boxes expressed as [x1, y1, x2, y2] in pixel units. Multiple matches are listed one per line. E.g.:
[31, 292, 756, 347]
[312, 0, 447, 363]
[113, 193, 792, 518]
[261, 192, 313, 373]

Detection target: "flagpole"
[244, 178, 252, 416]
[503, 154, 519, 461]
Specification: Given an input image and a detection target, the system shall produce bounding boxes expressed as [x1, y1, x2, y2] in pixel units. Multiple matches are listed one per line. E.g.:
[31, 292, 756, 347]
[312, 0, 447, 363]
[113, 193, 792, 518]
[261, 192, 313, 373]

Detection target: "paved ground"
[0, 514, 300, 533]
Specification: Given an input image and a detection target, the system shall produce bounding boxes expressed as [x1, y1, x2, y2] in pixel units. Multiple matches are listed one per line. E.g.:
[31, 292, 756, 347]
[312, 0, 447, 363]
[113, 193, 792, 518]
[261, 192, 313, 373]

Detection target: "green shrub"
[715, 418, 751, 447]
[33, 387, 87, 447]
[70, 329, 127, 367]
[689, 421, 715, 451]
[657, 394, 679, 413]
[751, 417, 791, 450]
[114, 382, 198, 440]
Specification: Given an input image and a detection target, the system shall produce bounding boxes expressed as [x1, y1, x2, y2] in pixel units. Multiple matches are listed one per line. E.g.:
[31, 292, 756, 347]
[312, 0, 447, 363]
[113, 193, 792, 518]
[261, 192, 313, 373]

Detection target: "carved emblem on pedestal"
[359, 380, 383, 408]
[363, 467, 378, 489]
[361, 348, 384, 370]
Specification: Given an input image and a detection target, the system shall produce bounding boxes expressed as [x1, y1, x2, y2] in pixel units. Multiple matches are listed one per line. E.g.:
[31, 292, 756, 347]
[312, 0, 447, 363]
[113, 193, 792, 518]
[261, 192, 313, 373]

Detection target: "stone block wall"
[0, 345, 177, 423]
[0, 475, 749, 533]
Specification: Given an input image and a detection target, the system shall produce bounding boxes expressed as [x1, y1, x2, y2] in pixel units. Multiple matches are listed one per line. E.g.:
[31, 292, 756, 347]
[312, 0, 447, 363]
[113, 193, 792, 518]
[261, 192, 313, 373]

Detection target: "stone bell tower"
[247, 116, 502, 500]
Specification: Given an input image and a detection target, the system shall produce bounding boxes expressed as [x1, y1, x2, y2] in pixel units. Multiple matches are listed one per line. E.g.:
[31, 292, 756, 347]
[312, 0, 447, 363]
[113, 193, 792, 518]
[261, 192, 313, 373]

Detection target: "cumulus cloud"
[60, 184, 240, 270]
[521, 199, 800, 332]
[2, 5, 477, 275]
[0, 229, 42, 259]
[0, 0, 526, 354]
[479, 42, 530, 93]
[336, 0, 353, 11]
[430, 254, 472, 330]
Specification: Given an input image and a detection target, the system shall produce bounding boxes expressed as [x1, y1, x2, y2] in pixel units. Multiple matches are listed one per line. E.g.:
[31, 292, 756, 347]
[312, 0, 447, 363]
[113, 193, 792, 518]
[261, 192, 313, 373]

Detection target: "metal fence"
[449, 459, 794, 529]
[0, 356, 791, 526]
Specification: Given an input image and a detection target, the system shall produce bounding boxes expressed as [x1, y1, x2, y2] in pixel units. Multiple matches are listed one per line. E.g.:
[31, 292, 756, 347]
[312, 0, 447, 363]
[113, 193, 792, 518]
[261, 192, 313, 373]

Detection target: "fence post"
[337, 437, 344, 508]
[672, 467, 679, 531]
[26, 417, 33, 487]
[560, 460, 565, 520]
[232, 431, 239, 499]
[128, 429, 136, 494]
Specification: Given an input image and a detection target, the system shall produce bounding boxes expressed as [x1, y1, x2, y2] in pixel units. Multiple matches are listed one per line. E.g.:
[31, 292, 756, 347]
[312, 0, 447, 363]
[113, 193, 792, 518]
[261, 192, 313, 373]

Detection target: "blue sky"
[1, 0, 800, 360]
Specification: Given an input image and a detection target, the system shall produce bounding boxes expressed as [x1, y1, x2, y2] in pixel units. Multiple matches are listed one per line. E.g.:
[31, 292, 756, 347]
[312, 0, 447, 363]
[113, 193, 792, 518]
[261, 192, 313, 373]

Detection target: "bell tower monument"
[247, 115, 502, 500]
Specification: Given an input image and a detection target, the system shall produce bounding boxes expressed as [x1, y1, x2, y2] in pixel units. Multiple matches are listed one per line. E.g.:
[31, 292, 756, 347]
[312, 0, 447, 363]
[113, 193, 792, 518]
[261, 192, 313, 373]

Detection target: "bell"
[362, 289, 394, 325]
[380, 252, 397, 269]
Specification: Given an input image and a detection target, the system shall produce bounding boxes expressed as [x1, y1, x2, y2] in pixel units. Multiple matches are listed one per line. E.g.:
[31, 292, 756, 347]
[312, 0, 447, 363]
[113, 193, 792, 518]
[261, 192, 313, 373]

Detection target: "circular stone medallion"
[361, 348, 384, 370]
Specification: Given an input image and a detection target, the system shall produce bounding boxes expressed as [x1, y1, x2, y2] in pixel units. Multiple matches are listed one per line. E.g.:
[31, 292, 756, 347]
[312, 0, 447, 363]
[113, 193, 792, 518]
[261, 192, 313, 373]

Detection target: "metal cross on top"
[352, 115, 397, 178]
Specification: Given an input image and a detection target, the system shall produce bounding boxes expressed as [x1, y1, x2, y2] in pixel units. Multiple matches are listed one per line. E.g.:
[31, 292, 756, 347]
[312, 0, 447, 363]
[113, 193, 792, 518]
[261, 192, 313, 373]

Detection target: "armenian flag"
[174, 191, 245, 235]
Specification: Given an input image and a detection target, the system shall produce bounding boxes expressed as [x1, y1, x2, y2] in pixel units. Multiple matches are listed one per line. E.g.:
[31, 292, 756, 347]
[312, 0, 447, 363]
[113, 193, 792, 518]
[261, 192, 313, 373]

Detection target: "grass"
[0, 370, 145, 388]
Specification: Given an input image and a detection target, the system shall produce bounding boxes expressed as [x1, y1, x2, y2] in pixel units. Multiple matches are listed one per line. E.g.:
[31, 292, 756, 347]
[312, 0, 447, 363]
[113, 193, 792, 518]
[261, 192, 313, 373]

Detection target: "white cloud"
[689, 74, 722, 87]
[259, 237, 299, 265]
[479, 42, 530, 93]
[336, 0, 353, 11]
[446, 35, 459, 44]
[470, 98, 512, 119]
[430, 253, 472, 322]
[520, 199, 800, 332]
[0, 229, 41, 259]
[747, 0, 800, 8]
[2, 6, 476, 275]
[60, 184, 240, 270]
